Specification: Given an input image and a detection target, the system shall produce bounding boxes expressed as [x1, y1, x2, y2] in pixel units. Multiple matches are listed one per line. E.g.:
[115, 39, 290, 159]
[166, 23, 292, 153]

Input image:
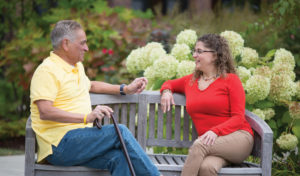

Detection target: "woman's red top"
[160, 73, 253, 137]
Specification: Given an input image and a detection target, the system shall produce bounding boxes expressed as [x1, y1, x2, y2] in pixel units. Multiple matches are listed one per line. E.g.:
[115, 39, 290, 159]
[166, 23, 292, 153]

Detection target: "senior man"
[30, 20, 160, 176]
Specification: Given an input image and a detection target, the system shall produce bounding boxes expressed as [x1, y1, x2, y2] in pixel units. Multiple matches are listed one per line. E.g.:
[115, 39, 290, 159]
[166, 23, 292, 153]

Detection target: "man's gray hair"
[50, 20, 82, 50]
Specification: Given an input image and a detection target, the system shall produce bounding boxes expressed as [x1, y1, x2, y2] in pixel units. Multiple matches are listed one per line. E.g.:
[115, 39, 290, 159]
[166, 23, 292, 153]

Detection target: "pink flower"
[108, 49, 114, 55]
[102, 48, 107, 54]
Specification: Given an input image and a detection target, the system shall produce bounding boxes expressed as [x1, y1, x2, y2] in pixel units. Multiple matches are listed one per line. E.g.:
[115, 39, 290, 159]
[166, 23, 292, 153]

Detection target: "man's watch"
[120, 84, 127, 95]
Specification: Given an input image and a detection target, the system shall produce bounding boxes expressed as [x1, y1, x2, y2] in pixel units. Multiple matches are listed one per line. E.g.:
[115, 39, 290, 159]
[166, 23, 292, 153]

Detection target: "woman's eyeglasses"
[192, 49, 216, 55]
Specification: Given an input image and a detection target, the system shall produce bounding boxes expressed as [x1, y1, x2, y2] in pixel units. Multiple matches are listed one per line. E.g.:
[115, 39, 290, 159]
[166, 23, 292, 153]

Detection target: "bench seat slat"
[164, 156, 177, 165]
[156, 155, 168, 164]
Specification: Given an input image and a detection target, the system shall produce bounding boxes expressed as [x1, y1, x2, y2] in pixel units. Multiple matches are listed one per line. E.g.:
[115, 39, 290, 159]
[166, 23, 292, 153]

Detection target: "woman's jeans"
[46, 124, 160, 176]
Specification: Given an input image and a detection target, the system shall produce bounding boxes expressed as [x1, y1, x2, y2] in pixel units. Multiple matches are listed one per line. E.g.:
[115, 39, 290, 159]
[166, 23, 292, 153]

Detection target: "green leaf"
[268, 120, 277, 129]
[254, 100, 275, 109]
[264, 49, 276, 60]
[292, 125, 300, 139]
[282, 111, 292, 124]
[152, 79, 166, 90]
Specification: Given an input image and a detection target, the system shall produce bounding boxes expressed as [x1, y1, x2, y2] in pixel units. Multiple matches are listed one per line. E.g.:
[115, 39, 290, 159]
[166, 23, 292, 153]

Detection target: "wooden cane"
[94, 114, 136, 176]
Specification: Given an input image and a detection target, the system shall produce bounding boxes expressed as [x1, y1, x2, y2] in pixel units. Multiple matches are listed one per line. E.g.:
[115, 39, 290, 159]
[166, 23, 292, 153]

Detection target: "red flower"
[102, 48, 107, 54]
[108, 49, 114, 55]
[290, 34, 295, 40]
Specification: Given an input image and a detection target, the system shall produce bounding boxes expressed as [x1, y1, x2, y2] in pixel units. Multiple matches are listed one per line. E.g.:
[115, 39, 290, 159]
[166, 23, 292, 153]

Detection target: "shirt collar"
[49, 51, 79, 73]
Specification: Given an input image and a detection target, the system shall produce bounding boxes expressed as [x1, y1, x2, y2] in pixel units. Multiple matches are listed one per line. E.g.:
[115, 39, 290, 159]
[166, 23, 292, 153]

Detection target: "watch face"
[120, 84, 126, 95]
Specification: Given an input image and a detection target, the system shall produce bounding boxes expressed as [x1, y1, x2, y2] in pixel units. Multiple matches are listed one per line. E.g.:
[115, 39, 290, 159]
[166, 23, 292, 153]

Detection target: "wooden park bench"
[25, 91, 273, 176]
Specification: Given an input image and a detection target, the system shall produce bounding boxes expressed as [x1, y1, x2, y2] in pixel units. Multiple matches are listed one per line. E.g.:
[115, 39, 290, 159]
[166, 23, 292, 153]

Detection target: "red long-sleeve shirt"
[160, 73, 253, 137]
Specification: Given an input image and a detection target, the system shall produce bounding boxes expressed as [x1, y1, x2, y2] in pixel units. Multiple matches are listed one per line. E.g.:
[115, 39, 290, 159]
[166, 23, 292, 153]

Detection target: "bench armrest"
[25, 117, 36, 176]
[245, 110, 273, 176]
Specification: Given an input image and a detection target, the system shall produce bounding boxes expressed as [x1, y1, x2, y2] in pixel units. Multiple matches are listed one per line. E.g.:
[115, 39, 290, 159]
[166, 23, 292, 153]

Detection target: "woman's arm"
[160, 75, 191, 112]
[160, 74, 191, 94]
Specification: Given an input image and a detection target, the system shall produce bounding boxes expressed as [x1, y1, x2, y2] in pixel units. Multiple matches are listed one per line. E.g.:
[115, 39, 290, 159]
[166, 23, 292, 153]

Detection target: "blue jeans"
[46, 124, 160, 176]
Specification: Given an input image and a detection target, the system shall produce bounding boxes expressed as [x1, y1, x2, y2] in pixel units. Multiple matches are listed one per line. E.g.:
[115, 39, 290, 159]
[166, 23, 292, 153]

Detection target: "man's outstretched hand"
[125, 77, 148, 94]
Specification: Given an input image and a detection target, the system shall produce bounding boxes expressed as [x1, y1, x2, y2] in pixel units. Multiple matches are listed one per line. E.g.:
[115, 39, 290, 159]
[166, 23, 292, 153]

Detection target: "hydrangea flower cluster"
[252, 109, 266, 120]
[126, 42, 166, 74]
[220, 30, 244, 58]
[269, 74, 296, 105]
[143, 66, 155, 83]
[273, 48, 295, 71]
[126, 48, 146, 74]
[289, 102, 300, 120]
[245, 75, 270, 104]
[296, 81, 300, 100]
[253, 66, 272, 79]
[263, 108, 275, 120]
[237, 66, 251, 85]
[171, 44, 192, 61]
[276, 133, 298, 150]
[176, 29, 197, 49]
[152, 55, 179, 80]
[177, 61, 195, 78]
[272, 64, 296, 81]
[240, 47, 259, 68]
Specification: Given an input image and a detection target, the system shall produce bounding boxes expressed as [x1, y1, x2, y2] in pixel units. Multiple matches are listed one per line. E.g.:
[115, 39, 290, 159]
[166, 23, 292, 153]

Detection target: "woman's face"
[192, 41, 217, 71]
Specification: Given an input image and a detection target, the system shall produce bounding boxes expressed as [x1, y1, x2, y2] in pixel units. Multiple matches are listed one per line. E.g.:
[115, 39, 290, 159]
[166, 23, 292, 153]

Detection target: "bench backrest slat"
[121, 104, 127, 125]
[183, 107, 190, 141]
[129, 103, 137, 136]
[149, 104, 156, 139]
[89, 91, 264, 158]
[157, 104, 164, 139]
[174, 105, 181, 141]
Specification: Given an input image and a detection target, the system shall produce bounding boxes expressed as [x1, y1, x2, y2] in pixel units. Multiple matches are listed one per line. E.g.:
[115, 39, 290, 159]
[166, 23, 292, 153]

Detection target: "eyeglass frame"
[192, 49, 216, 55]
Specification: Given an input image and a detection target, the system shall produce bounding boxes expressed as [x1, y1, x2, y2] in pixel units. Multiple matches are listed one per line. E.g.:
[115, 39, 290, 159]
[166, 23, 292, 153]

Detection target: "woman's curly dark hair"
[192, 34, 236, 82]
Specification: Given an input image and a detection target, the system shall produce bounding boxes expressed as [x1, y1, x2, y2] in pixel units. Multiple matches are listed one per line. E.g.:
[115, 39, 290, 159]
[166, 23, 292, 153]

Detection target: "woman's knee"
[189, 139, 208, 154]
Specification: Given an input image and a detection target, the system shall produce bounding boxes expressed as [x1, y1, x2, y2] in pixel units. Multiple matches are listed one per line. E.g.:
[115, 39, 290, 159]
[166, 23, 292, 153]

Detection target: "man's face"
[67, 29, 89, 63]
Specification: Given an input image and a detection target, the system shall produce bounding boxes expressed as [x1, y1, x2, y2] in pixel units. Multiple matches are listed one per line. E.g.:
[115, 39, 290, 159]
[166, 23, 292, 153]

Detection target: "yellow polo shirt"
[30, 52, 92, 162]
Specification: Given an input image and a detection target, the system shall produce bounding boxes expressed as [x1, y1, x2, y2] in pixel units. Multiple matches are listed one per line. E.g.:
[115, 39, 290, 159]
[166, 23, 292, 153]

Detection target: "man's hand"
[125, 77, 148, 94]
[198, 130, 218, 146]
[87, 105, 113, 123]
[160, 90, 175, 113]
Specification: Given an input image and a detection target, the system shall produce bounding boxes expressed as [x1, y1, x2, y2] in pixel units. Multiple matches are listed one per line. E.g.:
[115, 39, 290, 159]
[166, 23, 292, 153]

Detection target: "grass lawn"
[0, 148, 25, 156]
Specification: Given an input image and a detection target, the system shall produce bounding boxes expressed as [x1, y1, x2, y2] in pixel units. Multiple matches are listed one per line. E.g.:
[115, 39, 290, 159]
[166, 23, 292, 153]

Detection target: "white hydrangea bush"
[245, 75, 270, 104]
[176, 29, 197, 49]
[177, 61, 195, 78]
[240, 47, 259, 68]
[171, 43, 192, 61]
[126, 29, 300, 152]
[220, 30, 244, 58]
[152, 55, 178, 80]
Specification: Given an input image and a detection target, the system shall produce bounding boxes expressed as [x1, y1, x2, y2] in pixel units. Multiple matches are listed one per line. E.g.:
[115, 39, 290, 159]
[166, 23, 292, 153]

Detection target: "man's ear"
[61, 38, 69, 51]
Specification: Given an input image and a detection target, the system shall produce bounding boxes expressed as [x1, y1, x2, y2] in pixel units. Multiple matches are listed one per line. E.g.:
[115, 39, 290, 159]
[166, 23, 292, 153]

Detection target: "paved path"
[0, 155, 24, 176]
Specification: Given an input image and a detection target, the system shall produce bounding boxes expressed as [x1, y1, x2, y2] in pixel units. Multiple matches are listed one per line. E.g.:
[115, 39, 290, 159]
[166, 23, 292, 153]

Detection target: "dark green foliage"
[0, 0, 155, 140]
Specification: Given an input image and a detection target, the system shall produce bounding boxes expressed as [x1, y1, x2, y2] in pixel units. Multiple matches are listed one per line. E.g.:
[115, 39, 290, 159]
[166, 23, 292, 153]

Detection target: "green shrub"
[0, 0, 155, 131]
[0, 118, 26, 139]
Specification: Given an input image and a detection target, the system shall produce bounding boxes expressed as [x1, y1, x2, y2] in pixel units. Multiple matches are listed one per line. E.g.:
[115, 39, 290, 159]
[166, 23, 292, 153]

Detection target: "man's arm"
[36, 100, 85, 122]
[90, 77, 148, 95]
[89, 81, 121, 94]
[36, 100, 112, 123]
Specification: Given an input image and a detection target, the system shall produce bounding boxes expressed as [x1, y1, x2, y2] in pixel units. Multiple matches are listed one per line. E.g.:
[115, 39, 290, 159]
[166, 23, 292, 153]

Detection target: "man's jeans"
[46, 124, 160, 176]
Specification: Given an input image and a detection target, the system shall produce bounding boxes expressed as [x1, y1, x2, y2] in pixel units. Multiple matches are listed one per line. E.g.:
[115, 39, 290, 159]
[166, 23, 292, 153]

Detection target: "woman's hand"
[198, 130, 218, 146]
[87, 105, 113, 123]
[160, 90, 175, 113]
